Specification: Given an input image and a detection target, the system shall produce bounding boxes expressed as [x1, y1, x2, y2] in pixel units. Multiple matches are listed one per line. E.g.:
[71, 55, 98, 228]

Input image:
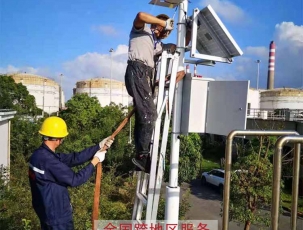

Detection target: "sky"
[0, 0, 302, 101]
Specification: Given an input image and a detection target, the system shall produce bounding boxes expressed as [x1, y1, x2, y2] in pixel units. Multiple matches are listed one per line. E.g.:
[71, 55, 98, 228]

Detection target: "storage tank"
[260, 88, 303, 110]
[74, 78, 131, 107]
[10, 73, 64, 114]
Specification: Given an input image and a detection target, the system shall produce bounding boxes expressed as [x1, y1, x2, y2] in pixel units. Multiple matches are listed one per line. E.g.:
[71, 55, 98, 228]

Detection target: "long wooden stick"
[91, 70, 186, 229]
[92, 108, 135, 229]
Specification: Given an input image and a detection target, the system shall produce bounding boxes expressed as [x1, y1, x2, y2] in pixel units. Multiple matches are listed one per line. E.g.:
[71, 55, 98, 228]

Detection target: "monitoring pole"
[165, 0, 188, 224]
[109, 48, 114, 104]
[256, 60, 261, 90]
[42, 79, 46, 117]
[59, 74, 63, 111]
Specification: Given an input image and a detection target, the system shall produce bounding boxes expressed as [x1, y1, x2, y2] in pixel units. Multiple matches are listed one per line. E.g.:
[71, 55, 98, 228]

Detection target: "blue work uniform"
[28, 143, 99, 229]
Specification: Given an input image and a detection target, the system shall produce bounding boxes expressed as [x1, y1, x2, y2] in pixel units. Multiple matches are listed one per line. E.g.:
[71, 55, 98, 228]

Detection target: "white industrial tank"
[10, 73, 64, 114]
[260, 88, 303, 110]
[74, 78, 131, 107]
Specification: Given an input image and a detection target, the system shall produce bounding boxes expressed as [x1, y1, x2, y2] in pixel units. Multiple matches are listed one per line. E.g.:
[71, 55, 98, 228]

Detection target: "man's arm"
[58, 144, 100, 167]
[134, 12, 166, 30]
[48, 159, 96, 187]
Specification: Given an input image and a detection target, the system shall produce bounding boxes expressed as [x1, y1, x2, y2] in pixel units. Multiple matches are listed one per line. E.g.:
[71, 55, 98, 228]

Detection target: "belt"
[127, 60, 154, 70]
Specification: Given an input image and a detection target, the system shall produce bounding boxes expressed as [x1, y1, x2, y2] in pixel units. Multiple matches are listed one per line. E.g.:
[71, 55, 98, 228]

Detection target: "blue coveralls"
[28, 143, 100, 230]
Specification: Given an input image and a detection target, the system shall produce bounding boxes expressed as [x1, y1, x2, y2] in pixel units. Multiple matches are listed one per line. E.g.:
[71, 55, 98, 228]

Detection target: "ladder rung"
[136, 192, 147, 205]
[135, 218, 142, 224]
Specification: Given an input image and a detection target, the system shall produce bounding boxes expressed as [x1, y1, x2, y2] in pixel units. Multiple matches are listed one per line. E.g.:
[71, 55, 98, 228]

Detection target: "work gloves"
[95, 136, 114, 163]
[165, 18, 174, 31]
[94, 150, 106, 163]
[99, 136, 114, 150]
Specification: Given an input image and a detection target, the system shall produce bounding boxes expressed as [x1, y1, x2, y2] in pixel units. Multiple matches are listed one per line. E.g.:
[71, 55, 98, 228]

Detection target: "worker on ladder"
[124, 12, 175, 173]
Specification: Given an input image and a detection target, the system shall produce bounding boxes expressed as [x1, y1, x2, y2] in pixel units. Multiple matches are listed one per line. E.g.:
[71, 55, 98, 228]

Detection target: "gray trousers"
[125, 60, 157, 157]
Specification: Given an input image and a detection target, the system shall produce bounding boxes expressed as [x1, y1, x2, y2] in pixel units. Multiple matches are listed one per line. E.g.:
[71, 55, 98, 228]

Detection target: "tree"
[165, 133, 202, 184]
[10, 119, 42, 158]
[0, 75, 41, 116]
[228, 136, 278, 230]
[59, 94, 134, 174]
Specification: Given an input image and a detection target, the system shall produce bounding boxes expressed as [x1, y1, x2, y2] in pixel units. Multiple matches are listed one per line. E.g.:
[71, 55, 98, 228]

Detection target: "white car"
[201, 169, 224, 195]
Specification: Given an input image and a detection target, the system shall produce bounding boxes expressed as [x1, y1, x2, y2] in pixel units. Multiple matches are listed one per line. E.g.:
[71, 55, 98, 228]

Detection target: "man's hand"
[94, 150, 107, 163]
[165, 18, 174, 31]
[99, 136, 114, 150]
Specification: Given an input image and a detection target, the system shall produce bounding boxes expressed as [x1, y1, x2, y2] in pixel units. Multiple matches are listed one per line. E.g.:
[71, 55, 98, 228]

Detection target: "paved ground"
[174, 179, 303, 230]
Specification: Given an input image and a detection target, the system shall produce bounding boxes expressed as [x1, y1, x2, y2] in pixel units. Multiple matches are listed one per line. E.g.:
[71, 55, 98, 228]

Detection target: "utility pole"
[165, 0, 188, 224]
[109, 48, 114, 104]
[256, 60, 261, 90]
[59, 74, 63, 111]
[42, 79, 47, 117]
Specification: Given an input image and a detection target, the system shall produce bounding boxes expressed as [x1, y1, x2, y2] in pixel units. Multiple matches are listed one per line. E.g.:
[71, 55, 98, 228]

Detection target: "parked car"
[201, 169, 224, 196]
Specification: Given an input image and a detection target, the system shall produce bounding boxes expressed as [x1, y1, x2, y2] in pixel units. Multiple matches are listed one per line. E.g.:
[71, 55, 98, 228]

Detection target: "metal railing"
[247, 108, 303, 121]
[272, 136, 302, 230]
[222, 130, 300, 230]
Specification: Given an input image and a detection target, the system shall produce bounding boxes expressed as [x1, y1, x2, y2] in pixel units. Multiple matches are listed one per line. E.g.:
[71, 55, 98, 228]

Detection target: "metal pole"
[129, 118, 132, 144]
[222, 130, 299, 230]
[272, 136, 303, 230]
[256, 60, 260, 90]
[165, 0, 187, 224]
[109, 48, 114, 104]
[42, 79, 46, 117]
[60, 74, 63, 110]
[291, 142, 301, 230]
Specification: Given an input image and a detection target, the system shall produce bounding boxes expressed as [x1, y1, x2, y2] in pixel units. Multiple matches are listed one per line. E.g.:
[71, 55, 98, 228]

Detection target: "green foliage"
[200, 134, 225, 162]
[228, 136, 278, 229]
[201, 160, 220, 173]
[10, 118, 42, 158]
[281, 191, 303, 213]
[156, 189, 191, 220]
[0, 75, 41, 116]
[2, 93, 199, 229]
[0, 154, 40, 230]
[165, 133, 202, 184]
[58, 94, 134, 174]
[22, 219, 32, 230]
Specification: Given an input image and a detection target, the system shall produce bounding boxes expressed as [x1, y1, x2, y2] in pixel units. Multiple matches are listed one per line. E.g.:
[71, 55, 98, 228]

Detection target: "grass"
[281, 191, 303, 213]
[201, 159, 220, 173]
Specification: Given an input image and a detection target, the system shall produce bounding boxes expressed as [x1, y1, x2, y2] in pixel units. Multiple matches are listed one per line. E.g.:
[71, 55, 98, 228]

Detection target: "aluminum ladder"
[132, 50, 180, 223]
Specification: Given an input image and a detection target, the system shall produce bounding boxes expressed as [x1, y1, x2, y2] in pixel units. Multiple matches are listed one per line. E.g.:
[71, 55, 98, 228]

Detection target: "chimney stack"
[267, 41, 276, 89]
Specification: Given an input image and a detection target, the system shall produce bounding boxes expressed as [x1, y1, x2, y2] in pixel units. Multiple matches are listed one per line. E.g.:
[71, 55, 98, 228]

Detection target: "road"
[176, 179, 303, 230]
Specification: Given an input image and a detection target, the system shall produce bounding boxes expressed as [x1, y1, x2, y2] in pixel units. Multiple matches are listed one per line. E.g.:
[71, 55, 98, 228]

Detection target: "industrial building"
[247, 88, 303, 119]
[10, 73, 64, 115]
[0, 110, 16, 168]
[247, 41, 303, 120]
[74, 78, 131, 107]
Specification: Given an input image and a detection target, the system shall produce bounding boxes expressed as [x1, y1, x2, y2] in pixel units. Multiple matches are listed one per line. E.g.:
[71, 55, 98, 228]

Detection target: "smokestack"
[267, 41, 276, 89]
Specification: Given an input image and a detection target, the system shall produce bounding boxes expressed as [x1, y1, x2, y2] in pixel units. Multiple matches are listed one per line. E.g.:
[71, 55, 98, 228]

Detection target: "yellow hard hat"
[39, 116, 69, 138]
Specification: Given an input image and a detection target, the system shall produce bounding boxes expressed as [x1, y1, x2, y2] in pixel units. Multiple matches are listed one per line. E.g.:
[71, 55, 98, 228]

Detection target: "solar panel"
[149, 0, 181, 7]
[190, 5, 243, 63]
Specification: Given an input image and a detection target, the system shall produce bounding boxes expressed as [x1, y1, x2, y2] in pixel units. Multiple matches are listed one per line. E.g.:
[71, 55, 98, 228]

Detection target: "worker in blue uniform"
[28, 116, 113, 230]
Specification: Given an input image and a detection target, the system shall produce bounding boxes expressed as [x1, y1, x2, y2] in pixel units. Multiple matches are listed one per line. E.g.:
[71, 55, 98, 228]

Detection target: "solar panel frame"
[149, 0, 179, 7]
[190, 5, 243, 63]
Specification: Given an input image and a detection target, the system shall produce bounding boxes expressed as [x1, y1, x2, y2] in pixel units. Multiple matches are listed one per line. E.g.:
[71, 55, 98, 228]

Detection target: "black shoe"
[132, 155, 151, 174]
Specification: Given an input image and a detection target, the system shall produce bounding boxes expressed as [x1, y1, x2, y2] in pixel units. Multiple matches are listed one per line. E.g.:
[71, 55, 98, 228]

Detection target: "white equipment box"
[181, 74, 249, 136]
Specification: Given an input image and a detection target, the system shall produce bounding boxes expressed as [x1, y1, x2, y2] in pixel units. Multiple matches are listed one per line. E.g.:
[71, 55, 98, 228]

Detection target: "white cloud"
[273, 22, 303, 88]
[91, 25, 119, 36]
[62, 44, 128, 99]
[0, 65, 51, 77]
[275, 22, 303, 49]
[197, 21, 303, 90]
[244, 46, 268, 58]
[200, 0, 247, 24]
